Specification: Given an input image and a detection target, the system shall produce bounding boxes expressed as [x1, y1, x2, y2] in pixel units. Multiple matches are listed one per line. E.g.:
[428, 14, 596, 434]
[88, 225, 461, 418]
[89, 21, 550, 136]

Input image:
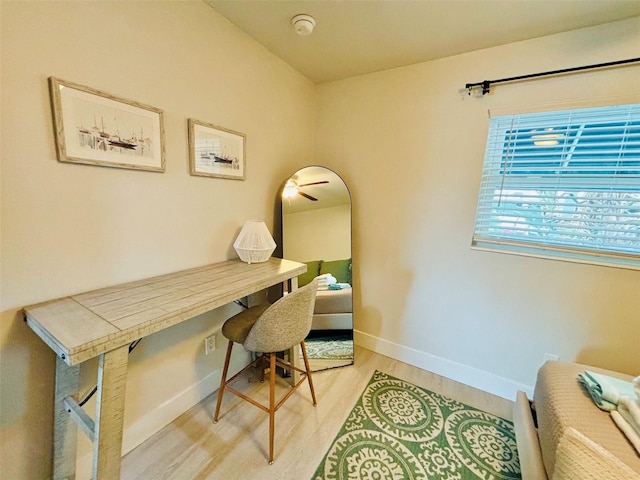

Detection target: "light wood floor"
[121, 346, 513, 479]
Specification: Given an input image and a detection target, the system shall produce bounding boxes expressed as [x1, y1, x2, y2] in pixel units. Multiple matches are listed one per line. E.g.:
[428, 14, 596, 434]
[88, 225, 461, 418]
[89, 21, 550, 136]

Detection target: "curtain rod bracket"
[465, 80, 491, 95]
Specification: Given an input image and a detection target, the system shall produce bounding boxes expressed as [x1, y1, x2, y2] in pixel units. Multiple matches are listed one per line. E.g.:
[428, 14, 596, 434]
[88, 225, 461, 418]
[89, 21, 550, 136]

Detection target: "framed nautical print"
[188, 118, 246, 180]
[49, 77, 165, 172]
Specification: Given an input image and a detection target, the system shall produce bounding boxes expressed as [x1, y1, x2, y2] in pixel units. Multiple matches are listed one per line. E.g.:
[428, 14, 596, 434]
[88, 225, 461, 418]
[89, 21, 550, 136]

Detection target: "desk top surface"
[24, 258, 305, 365]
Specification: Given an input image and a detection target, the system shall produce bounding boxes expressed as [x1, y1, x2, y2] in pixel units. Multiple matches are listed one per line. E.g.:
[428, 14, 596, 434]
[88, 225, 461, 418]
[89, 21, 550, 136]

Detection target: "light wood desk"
[23, 258, 305, 480]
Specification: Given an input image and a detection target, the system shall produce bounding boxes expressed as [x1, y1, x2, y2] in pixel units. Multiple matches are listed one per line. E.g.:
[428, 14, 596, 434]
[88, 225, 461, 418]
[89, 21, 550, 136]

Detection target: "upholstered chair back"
[243, 277, 318, 353]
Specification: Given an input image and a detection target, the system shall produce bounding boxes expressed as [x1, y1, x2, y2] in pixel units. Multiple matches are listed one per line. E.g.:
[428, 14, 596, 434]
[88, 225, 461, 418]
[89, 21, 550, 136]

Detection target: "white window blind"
[472, 103, 640, 269]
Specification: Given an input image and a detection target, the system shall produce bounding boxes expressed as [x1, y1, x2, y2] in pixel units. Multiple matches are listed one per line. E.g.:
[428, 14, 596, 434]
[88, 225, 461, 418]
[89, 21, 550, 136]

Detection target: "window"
[472, 103, 640, 269]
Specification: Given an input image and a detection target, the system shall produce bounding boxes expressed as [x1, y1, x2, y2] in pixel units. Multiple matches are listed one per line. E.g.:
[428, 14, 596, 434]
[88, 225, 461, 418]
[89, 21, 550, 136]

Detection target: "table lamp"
[233, 220, 276, 264]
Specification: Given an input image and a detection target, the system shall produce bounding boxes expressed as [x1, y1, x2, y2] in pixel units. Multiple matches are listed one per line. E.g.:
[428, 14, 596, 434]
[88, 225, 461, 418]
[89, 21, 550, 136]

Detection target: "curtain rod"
[465, 57, 640, 95]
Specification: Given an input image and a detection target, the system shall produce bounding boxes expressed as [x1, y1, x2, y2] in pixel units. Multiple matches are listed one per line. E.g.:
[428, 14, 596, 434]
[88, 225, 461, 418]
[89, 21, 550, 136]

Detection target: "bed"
[312, 287, 352, 330]
[514, 361, 640, 479]
[296, 258, 353, 331]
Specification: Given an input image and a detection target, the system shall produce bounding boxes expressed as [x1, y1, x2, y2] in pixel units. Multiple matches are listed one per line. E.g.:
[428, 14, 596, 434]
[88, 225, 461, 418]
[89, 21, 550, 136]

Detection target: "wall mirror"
[280, 166, 353, 372]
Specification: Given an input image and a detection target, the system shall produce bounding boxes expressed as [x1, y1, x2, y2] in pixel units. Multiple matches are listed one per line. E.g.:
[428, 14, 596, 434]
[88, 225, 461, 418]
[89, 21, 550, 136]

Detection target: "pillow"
[320, 258, 351, 284]
[298, 260, 323, 287]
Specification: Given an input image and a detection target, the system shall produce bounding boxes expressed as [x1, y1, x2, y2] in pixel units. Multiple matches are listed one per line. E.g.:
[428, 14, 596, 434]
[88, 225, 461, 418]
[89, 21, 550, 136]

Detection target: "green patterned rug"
[304, 336, 354, 360]
[312, 370, 521, 480]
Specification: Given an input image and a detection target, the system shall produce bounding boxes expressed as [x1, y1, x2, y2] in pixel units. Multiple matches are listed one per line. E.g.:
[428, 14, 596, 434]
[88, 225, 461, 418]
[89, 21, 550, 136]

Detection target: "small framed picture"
[49, 77, 165, 172]
[188, 118, 245, 180]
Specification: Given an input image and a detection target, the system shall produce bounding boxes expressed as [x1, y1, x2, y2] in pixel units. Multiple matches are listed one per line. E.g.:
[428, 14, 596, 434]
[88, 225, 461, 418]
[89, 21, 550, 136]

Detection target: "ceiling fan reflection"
[283, 179, 329, 201]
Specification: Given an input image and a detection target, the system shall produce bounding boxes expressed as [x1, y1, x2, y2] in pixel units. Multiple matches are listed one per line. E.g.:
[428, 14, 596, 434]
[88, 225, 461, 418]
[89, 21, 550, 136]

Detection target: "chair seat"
[221, 304, 270, 344]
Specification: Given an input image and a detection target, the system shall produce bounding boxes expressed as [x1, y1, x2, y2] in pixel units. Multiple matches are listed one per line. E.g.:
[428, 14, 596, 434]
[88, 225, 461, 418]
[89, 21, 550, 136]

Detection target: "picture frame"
[188, 118, 246, 180]
[49, 77, 165, 172]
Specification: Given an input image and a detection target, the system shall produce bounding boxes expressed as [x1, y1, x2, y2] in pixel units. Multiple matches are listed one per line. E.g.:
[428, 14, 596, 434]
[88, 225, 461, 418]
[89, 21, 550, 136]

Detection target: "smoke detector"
[292, 14, 316, 36]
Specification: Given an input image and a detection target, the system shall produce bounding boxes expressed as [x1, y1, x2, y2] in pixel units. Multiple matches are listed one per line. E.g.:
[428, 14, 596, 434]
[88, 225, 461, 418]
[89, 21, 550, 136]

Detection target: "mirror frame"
[277, 165, 353, 371]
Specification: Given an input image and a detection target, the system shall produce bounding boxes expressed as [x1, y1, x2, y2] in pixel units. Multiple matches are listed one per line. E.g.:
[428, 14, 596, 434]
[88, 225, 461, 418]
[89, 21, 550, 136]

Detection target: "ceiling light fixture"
[532, 130, 564, 146]
[292, 14, 316, 36]
[282, 179, 298, 199]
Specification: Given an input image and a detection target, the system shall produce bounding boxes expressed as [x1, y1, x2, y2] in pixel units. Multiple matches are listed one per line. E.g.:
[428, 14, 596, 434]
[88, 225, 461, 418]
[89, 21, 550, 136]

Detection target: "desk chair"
[213, 278, 319, 463]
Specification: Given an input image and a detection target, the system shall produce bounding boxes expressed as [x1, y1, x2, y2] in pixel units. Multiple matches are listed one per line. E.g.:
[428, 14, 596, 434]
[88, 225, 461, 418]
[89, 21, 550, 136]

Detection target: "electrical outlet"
[543, 352, 559, 363]
[205, 334, 216, 355]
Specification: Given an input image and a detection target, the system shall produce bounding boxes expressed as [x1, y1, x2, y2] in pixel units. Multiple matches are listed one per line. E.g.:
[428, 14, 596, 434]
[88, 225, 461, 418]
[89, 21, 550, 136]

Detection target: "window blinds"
[472, 103, 640, 268]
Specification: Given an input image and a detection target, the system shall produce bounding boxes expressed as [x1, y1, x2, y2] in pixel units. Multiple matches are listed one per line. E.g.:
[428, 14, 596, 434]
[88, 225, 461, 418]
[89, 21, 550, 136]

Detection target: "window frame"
[471, 103, 640, 271]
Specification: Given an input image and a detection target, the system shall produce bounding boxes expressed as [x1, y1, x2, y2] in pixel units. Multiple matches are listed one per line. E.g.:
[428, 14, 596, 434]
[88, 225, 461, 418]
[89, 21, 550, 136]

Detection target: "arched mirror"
[281, 166, 353, 371]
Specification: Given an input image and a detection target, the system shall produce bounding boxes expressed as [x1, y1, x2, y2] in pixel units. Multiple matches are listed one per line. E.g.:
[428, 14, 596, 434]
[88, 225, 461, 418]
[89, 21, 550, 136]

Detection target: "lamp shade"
[233, 221, 276, 264]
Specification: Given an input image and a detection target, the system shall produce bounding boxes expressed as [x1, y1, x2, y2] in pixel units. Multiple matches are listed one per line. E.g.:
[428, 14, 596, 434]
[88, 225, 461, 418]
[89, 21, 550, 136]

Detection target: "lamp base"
[235, 247, 275, 264]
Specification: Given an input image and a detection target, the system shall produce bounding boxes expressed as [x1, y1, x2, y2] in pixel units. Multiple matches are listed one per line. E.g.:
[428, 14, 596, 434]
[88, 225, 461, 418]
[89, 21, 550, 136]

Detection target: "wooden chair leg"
[300, 341, 317, 406]
[213, 340, 234, 423]
[268, 352, 276, 464]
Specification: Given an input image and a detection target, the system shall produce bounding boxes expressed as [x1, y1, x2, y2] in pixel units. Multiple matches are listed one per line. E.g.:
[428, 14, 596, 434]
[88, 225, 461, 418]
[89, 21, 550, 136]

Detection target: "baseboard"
[76, 369, 221, 479]
[354, 329, 534, 401]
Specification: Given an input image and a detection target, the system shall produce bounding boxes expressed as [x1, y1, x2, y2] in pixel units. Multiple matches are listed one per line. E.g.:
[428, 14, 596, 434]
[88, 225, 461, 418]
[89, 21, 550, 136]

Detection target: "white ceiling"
[205, 0, 640, 84]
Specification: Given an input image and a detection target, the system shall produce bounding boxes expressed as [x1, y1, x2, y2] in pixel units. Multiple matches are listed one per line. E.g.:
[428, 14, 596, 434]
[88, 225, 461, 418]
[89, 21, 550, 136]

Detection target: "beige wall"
[0, 1, 316, 478]
[2, 1, 640, 477]
[315, 17, 640, 398]
[283, 204, 351, 262]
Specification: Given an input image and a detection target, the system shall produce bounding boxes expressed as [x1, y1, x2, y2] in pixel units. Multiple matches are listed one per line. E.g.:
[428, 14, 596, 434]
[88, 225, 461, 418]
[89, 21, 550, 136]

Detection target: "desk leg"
[53, 356, 80, 480]
[92, 345, 128, 480]
[288, 277, 301, 386]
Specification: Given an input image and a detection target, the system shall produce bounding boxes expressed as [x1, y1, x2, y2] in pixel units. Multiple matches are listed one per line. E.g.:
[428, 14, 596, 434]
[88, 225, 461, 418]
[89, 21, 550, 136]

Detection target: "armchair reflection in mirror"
[280, 166, 353, 372]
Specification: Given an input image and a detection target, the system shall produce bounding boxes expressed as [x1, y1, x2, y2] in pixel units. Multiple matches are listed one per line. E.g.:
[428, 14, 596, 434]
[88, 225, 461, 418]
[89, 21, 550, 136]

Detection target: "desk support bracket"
[64, 396, 95, 440]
